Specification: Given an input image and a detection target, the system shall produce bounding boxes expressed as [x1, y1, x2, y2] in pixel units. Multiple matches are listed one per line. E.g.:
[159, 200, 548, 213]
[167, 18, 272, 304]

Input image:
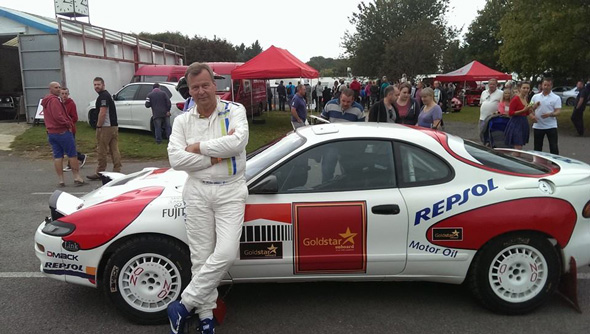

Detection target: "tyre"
[566, 98, 575, 106]
[468, 233, 560, 314]
[102, 235, 191, 324]
[88, 109, 98, 129]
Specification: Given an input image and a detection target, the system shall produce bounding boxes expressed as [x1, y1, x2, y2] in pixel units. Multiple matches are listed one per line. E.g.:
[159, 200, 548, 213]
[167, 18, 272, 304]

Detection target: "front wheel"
[566, 98, 575, 106]
[102, 235, 191, 324]
[468, 233, 560, 314]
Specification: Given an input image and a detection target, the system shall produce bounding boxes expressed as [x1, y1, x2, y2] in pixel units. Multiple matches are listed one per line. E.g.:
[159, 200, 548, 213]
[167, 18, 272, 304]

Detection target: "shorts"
[48, 131, 77, 159]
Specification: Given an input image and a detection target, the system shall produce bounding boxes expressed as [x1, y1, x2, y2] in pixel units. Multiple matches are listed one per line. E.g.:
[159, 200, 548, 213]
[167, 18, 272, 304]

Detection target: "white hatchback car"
[86, 82, 185, 133]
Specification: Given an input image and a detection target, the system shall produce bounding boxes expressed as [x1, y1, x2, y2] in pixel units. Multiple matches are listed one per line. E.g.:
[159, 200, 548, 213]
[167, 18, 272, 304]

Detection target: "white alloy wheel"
[488, 245, 548, 303]
[119, 253, 182, 313]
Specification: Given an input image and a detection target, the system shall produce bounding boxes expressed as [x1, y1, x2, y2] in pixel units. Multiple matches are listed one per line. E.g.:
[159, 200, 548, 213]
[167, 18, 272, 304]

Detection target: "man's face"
[488, 80, 497, 92]
[49, 82, 61, 96]
[578, 81, 584, 89]
[187, 70, 217, 107]
[542, 80, 552, 94]
[60, 89, 69, 101]
[392, 87, 400, 102]
[418, 82, 423, 89]
[434, 81, 440, 88]
[297, 86, 305, 96]
[340, 94, 354, 110]
[93, 81, 105, 93]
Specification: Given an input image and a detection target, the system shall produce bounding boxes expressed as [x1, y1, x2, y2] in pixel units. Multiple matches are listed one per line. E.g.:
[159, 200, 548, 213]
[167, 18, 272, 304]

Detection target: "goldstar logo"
[303, 227, 357, 252]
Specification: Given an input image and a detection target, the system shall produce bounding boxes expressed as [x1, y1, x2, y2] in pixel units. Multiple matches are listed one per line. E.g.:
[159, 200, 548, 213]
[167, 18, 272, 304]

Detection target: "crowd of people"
[283, 76, 457, 130]
[479, 77, 590, 155]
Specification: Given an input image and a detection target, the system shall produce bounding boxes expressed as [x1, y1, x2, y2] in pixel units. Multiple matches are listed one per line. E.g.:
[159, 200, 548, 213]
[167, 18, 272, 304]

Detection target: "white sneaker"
[63, 165, 72, 172]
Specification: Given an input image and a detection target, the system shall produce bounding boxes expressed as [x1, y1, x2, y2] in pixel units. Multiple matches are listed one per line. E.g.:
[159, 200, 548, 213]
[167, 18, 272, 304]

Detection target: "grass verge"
[11, 111, 294, 160]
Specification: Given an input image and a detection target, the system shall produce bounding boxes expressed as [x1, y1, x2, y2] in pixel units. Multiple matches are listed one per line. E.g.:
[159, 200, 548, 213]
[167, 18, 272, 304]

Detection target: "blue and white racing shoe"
[199, 318, 215, 334]
[167, 301, 191, 334]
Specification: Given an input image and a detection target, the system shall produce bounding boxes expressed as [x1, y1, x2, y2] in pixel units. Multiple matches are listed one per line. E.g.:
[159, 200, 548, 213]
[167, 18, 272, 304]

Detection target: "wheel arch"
[468, 229, 563, 277]
[96, 232, 189, 288]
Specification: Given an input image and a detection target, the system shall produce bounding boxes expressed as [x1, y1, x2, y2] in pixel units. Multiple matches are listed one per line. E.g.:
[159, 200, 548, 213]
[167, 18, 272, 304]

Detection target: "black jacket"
[368, 100, 398, 123]
[395, 98, 420, 125]
[145, 88, 171, 118]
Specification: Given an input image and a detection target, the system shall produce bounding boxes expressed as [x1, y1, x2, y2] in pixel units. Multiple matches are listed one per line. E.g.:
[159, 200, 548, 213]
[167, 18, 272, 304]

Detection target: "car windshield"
[215, 76, 232, 92]
[463, 141, 551, 175]
[246, 132, 306, 181]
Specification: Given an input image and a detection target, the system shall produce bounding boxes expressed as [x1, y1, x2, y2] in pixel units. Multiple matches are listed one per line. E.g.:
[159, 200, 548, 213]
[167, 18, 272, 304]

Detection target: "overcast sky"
[1, 0, 486, 62]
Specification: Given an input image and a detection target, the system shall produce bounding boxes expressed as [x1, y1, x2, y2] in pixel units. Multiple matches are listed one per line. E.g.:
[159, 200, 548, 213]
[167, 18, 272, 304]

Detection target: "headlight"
[41, 218, 76, 236]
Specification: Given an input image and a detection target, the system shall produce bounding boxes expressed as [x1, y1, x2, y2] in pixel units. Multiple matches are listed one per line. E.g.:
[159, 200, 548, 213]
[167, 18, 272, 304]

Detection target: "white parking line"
[32, 192, 88, 195]
[0, 272, 46, 278]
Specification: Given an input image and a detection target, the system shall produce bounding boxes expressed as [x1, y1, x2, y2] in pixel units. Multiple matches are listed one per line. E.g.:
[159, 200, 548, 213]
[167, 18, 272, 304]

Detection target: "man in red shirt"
[61, 87, 87, 171]
[41, 82, 84, 186]
[350, 77, 362, 103]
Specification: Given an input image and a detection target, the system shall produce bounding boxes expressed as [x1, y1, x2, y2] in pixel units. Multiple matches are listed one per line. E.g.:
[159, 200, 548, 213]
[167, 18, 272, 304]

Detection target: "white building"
[0, 6, 184, 122]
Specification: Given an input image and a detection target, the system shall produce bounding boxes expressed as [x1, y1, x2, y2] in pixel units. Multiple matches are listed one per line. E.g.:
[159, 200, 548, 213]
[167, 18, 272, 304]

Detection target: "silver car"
[86, 82, 185, 133]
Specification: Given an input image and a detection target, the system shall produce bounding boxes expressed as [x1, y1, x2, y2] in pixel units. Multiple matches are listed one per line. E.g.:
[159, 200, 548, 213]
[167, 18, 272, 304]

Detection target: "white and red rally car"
[35, 122, 590, 324]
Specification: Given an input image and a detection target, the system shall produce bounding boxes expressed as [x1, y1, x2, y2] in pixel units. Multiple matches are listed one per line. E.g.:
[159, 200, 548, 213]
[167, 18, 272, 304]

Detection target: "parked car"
[0, 95, 16, 119]
[132, 63, 268, 116]
[561, 87, 590, 107]
[552, 86, 574, 99]
[131, 65, 187, 83]
[35, 122, 590, 324]
[86, 82, 185, 133]
[464, 89, 483, 106]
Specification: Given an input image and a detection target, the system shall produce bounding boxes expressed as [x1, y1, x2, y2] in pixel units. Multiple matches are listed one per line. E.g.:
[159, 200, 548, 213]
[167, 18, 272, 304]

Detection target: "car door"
[132, 84, 154, 130]
[112, 84, 139, 128]
[230, 139, 408, 281]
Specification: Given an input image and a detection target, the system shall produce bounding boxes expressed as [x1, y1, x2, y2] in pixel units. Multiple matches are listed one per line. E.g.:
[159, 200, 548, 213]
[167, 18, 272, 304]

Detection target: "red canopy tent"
[435, 60, 511, 82]
[231, 45, 319, 79]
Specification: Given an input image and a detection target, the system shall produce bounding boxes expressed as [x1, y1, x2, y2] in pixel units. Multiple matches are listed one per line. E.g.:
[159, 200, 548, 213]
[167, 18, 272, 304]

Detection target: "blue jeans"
[153, 117, 171, 143]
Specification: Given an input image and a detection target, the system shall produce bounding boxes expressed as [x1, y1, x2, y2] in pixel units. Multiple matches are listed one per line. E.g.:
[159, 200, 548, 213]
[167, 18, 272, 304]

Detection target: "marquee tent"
[231, 45, 319, 80]
[435, 60, 511, 82]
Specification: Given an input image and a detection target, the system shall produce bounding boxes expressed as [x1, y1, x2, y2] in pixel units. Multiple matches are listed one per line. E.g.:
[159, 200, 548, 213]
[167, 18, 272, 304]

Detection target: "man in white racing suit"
[167, 62, 249, 334]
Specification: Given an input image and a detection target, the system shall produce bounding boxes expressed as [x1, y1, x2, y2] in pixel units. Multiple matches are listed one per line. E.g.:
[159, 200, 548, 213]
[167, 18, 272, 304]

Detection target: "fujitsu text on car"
[35, 122, 590, 324]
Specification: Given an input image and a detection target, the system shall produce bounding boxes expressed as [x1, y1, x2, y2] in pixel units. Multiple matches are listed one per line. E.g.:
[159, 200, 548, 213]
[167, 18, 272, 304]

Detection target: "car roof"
[295, 122, 441, 146]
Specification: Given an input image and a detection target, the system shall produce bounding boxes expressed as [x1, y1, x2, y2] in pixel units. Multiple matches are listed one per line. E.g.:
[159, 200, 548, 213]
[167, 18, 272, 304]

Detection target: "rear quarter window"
[464, 141, 551, 175]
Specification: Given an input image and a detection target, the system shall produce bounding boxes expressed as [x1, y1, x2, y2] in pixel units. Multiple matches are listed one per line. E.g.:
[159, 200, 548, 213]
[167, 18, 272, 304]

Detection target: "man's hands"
[186, 129, 235, 163]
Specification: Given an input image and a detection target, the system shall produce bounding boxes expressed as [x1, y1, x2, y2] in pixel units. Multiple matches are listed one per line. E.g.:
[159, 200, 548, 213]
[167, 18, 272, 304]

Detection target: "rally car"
[35, 122, 590, 324]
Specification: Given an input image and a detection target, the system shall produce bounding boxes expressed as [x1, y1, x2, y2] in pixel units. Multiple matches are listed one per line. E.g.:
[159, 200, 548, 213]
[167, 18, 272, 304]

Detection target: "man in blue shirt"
[291, 84, 308, 129]
[321, 88, 365, 122]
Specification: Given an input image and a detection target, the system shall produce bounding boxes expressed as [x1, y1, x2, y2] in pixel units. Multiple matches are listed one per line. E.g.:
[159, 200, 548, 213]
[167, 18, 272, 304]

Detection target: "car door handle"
[372, 204, 400, 215]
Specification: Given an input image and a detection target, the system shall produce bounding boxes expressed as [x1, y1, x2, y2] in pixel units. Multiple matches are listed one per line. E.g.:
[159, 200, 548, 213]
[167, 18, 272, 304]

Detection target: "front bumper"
[34, 221, 98, 287]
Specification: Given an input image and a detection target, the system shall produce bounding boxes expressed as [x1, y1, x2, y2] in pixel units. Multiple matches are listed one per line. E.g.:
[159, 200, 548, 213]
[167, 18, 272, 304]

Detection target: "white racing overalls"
[168, 97, 249, 320]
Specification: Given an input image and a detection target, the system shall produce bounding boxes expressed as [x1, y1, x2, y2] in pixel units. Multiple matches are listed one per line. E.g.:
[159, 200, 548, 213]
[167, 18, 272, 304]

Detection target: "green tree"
[236, 40, 263, 62]
[307, 56, 350, 77]
[463, 0, 510, 72]
[342, 0, 451, 78]
[499, 0, 590, 81]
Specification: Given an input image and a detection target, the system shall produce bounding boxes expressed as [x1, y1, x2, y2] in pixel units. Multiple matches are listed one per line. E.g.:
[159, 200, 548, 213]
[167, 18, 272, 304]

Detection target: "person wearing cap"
[145, 83, 172, 144]
[176, 77, 194, 111]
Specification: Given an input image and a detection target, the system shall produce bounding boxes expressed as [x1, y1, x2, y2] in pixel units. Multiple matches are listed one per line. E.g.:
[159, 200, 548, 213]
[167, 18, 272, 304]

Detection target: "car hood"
[53, 168, 187, 217]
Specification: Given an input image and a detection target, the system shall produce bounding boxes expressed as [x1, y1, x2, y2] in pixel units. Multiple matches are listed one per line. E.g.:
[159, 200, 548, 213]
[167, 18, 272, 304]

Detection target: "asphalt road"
[2, 122, 590, 333]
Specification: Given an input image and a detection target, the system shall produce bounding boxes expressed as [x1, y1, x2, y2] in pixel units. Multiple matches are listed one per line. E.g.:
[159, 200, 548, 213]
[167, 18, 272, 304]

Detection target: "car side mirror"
[112, 94, 118, 100]
[249, 175, 278, 194]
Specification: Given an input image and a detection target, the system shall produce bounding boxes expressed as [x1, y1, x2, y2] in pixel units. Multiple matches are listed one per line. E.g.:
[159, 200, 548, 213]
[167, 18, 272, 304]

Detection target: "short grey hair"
[185, 62, 215, 82]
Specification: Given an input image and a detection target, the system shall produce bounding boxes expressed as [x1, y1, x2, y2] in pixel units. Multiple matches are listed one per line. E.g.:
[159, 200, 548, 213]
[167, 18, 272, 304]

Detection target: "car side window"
[395, 142, 453, 187]
[270, 140, 395, 193]
[136, 85, 152, 101]
[160, 86, 173, 98]
[115, 85, 140, 101]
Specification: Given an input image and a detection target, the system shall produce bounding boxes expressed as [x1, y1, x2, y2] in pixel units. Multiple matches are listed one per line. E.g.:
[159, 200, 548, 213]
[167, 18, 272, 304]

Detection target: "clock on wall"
[54, 0, 89, 18]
